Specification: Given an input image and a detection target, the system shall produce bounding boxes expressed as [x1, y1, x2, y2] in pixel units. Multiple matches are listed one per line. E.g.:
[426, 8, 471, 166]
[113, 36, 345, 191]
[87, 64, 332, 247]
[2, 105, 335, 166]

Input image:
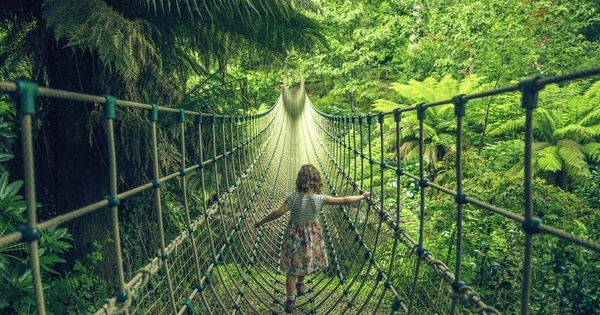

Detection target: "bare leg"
[286, 273, 297, 297]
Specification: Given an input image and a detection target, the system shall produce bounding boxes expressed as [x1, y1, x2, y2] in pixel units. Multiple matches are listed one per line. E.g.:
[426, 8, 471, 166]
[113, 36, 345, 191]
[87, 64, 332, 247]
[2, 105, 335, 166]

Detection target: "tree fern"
[43, 0, 161, 80]
[578, 107, 600, 127]
[372, 99, 401, 113]
[583, 142, 600, 161]
[532, 108, 556, 142]
[583, 79, 600, 101]
[536, 145, 563, 172]
[558, 139, 590, 177]
[554, 124, 600, 142]
[486, 117, 525, 137]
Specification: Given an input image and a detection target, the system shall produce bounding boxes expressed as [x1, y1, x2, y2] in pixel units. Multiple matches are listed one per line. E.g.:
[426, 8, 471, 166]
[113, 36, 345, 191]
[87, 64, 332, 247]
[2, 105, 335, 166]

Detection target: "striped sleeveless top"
[286, 193, 327, 225]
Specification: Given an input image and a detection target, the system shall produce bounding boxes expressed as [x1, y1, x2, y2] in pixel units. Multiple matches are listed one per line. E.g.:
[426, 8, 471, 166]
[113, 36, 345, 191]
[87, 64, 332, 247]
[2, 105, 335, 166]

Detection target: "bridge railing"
[0, 81, 279, 314]
[310, 68, 600, 315]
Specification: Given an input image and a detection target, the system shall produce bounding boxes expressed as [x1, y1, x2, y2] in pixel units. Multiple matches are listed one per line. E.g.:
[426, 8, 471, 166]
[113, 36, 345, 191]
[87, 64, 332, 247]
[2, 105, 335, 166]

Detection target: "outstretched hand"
[361, 191, 371, 200]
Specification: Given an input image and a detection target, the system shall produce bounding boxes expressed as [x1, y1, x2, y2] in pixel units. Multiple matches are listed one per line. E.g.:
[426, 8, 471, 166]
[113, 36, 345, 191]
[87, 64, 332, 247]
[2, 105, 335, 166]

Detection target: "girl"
[254, 164, 370, 313]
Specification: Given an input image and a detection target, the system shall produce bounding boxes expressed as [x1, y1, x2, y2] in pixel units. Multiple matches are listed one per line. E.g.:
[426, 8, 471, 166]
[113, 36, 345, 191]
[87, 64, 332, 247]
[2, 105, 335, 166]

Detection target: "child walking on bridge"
[254, 164, 370, 313]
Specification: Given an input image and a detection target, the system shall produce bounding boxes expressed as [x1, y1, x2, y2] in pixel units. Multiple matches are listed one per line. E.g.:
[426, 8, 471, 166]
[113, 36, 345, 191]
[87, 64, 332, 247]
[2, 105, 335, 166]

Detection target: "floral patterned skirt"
[280, 220, 328, 276]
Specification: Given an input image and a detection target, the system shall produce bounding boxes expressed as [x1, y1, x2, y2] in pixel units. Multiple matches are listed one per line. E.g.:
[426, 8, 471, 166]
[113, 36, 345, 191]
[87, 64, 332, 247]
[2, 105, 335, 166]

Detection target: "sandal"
[284, 299, 295, 313]
[296, 282, 307, 296]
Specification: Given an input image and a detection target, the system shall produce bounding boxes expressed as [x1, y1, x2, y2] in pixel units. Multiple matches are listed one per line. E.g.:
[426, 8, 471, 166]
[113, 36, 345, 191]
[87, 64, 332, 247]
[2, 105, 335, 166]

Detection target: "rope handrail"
[1, 68, 599, 315]
[311, 68, 600, 315]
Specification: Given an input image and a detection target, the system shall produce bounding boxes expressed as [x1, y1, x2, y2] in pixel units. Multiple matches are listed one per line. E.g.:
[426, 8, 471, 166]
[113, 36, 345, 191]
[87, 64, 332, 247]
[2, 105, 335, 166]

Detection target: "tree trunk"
[34, 38, 117, 278]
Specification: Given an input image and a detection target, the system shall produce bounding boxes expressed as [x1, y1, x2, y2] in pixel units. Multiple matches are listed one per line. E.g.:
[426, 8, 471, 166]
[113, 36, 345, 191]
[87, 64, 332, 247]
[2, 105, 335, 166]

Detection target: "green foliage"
[574, 164, 600, 209]
[371, 75, 491, 179]
[45, 241, 109, 315]
[0, 169, 74, 313]
[44, 0, 161, 80]
[299, 0, 410, 112]
[485, 81, 600, 188]
[41, 0, 325, 96]
[428, 150, 599, 314]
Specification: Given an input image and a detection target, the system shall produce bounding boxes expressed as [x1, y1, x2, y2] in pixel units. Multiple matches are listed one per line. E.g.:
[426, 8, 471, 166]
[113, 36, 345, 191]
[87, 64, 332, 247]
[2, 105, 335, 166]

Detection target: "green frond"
[554, 124, 599, 142]
[399, 141, 418, 160]
[532, 108, 556, 142]
[390, 78, 436, 103]
[435, 104, 455, 121]
[458, 74, 488, 94]
[435, 119, 457, 132]
[437, 75, 458, 98]
[383, 134, 398, 151]
[583, 79, 600, 100]
[486, 117, 525, 137]
[44, 0, 161, 80]
[578, 107, 600, 127]
[557, 139, 588, 173]
[563, 163, 591, 185]
[421, 123, 439, 140]
[437, 133, 456, 147]
[536, 146, 563, 172]
[372, 99, 403, 113]
[582, 142, 600, 162]
[532, 141, 551, 153]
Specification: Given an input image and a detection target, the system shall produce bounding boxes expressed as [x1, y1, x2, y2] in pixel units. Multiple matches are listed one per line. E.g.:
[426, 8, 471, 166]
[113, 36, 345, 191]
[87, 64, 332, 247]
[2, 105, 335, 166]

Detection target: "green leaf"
[582, 142, 600, 161]
[0, 153, 14, 162]
[3, 180, 23, 199]
[536, 146, 563, 172]
[0, 172, 9, 199]
[558, 139, 587, 171]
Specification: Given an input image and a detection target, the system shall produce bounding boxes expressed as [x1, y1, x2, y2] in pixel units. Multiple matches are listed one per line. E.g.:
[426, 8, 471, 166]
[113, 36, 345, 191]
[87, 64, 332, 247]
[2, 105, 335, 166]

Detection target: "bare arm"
[254, 201, 290, 228]
[325, 191, 370, 205]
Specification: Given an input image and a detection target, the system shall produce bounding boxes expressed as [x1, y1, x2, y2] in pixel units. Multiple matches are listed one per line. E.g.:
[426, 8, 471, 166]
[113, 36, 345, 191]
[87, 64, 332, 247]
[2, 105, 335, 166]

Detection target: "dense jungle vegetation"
[0, 0, 599, 314]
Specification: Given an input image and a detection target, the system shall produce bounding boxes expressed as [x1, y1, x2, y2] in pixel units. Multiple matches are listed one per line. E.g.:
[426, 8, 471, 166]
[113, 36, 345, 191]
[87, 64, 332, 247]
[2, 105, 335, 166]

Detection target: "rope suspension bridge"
[0, 68, 599, 315]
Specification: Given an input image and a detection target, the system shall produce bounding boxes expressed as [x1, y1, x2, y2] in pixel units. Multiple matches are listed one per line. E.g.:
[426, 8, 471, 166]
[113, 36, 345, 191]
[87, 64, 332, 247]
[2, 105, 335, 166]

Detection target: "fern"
[44, 0, 161, 80]
[557, 139, 589, 175]
[372, 99, 403, 113]
[536, 146, 563, 172]
[582, 142, 600, 162]
[486, 117, 525, 137]
[42, 0, 325, 87]
[578, 107, 600, 127]
[554, 124, 599, 142]
[533, 108, 556, 142]
[583, 79, 600, 101]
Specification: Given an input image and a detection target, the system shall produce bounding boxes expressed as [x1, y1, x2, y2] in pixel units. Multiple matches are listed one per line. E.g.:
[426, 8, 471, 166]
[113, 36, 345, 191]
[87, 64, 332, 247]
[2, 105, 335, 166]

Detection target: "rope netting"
[0, 67, 599, 315]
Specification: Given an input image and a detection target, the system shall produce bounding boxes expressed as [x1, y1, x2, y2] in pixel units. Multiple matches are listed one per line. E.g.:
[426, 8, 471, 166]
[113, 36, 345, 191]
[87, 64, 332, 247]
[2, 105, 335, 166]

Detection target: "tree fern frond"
[44, 0, 161, 80]
[438, 75, 457, 98]
[582, 142, 600, 162]
[536, 146, 563, 172]
[372, 99, 403, 113]
[583, 79, 600, 100]
[554, 124, 599, 142]
[390, 79, 433, 103]
[557, 139, 588, 173]
[458, 74, 486, 94]
[436, 104, 454, 120]
[578, 107, 600, 127]
[532, 141, 551, 153]
[422, 123, 438, 140]
[533, 108, 556, 142]
[399, 141, 418, 160]
[486, 117, 525, 137]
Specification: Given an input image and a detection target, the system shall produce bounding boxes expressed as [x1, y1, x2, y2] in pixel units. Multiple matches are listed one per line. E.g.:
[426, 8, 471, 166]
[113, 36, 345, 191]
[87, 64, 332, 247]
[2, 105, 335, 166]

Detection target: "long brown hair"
[295, 164, 323, 194]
